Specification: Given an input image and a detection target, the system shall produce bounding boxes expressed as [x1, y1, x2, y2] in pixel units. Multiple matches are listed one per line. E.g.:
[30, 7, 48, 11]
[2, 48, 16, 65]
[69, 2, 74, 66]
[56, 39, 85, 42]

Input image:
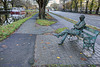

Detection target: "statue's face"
[79, 15, 85, 21]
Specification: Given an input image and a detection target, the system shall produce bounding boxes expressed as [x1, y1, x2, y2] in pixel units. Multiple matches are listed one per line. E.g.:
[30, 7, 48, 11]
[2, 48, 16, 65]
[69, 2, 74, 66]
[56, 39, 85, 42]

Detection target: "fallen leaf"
[2, 30, 4, 32]
[40, 41, 44, 44]
[69, 56, 72, 58]
[80, 58, 87, 61]
[45, 42, 50, 44]
[0, 58, 4, 60]
[35, 60, 37, 63]
[57, 57, 60, 59]
[16, 44, 19, 46]
[2, 45, 7, 48]
[44, 33, 51, 35]
[30, 34, 32, 36]
[35, 46, 37, 48]
[43, 47, 46, 49]
[80, 53, 82, 54]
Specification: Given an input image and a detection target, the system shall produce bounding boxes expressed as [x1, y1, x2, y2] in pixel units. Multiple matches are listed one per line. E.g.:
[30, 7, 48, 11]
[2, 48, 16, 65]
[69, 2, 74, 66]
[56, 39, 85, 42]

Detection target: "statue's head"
[79, 15, 85, 21]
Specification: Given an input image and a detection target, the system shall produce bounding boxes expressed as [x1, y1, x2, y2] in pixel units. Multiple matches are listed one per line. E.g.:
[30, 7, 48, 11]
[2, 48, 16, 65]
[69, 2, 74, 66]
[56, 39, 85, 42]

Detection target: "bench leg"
[58, 33, 68, 45]
[92, 44, 95, 53]
[83, 43, 85, 49]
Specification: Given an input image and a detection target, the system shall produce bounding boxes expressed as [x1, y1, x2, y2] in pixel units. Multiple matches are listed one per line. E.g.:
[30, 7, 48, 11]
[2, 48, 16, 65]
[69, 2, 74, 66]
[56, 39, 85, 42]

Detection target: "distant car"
[10, 7, 26, 19]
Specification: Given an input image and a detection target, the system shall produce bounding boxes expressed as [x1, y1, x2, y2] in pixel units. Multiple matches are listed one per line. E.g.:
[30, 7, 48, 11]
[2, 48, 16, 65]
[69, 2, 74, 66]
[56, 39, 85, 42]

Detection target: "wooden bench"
[81, 26, 99, 53]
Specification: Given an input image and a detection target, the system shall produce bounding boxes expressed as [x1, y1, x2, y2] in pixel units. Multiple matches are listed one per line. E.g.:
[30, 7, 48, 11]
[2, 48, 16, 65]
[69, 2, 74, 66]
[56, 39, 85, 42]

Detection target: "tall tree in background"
[60, 0, 67, 11]
[74, 0, 78, 12]
[95, 0, 100, 14]
[70, 0, 73, 11]
[36, 0, 49, 19]
[1, 0, 8, 22]
[62, 0, 66, 11]
[89, 0, 94, 14]
[1, 0, 8, 11]
[50, 3, 59, 10]
[85, 0, 89, 13]
[80, 0, 82, 13]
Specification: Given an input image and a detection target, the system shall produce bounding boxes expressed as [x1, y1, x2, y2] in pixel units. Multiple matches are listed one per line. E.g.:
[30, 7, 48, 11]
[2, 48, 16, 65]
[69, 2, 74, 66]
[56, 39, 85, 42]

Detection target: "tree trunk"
[39, 4, 45, 19]
[0, 15, 2, 25]
[85, 0, 89, 13]
[89, 0, 94, 14]
[63, 0, 66, 11]
[95, 0, 100, 14]
[80, 0, 82, 13]
[95, 7, 99, 14]
[70, 0, 73, 12]
[74, 0, 78, 12]
[3, 0, 7, 11]
[36, 0, 49, 19]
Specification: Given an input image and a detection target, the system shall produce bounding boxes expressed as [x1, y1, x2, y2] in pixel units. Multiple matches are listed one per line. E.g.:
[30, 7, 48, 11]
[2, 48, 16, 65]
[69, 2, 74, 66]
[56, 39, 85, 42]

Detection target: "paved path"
[50, 11, 100, 28]
[0, 14, 38, 67]
[0, 14, 54, 67]
[49, 12, 100, 46]
[0, 12, 100, 66]
[34, 35, 100, 66]
[34, 13, 100, 66]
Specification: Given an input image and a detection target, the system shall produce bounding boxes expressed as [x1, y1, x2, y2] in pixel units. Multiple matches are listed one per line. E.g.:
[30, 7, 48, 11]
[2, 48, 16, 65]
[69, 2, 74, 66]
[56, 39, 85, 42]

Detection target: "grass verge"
[50, 12, 100, 32]
[0, 13, 37, 41]
[55, 27, 68, 33]
[36, 19, 56, 26]
[36, 13, 57, 26]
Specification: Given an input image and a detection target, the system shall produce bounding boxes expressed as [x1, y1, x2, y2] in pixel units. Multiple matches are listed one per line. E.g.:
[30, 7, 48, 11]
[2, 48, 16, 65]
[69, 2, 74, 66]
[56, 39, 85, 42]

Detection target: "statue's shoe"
[53, 33, 59, 38]
[58, 42, 63, 45]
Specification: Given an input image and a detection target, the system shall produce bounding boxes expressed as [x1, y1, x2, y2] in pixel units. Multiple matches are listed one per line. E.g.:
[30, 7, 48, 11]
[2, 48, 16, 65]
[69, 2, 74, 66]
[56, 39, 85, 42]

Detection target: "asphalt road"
[50, 11, 100, 28]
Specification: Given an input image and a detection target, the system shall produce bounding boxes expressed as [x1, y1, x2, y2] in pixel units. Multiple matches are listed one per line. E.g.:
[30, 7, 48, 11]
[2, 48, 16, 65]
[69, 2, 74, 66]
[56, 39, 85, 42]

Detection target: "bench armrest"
[83, 37, 96, 44]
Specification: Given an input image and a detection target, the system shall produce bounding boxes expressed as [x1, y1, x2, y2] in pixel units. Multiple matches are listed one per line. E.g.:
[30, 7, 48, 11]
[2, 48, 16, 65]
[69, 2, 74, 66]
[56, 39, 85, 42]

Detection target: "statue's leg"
[58, 33, 68, 45]
[53, 31, 67, 38]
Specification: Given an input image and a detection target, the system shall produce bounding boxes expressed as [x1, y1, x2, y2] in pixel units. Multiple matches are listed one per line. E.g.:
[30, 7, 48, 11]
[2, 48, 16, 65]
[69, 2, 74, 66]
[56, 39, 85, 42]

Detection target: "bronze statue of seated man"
[53, 15, 86, 45]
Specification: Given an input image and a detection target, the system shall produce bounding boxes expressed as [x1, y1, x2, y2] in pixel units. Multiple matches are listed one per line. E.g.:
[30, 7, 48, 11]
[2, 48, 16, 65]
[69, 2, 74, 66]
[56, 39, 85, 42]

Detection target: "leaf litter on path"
[2, 45, 7, 48]
[45, 42, 50, 44]
[80, 58, 87, 61]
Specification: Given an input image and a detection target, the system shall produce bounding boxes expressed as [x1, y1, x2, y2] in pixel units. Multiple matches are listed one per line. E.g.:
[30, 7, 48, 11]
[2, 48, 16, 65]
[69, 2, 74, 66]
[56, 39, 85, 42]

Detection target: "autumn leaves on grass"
[0, 13, 37, 41]
[36, 13, 56, 26]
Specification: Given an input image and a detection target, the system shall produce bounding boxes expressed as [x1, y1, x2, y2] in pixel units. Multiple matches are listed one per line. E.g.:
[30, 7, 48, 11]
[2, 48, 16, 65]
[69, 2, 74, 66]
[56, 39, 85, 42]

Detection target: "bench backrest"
[83, 26, 99, 38]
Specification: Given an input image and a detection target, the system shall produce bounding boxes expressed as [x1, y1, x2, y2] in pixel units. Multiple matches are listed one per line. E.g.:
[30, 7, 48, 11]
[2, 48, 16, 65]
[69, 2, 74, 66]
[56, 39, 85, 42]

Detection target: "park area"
[0, 0, 100, 67]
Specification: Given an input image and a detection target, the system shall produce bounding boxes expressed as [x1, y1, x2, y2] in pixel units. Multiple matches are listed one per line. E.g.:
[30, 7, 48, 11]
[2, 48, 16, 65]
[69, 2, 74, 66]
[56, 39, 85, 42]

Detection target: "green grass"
[0, 13, 37, 41]
[50, 12, 100, 32]
[36, 13, 57, 26]
[36, 19, 56, 26]
[55, 27, 68, 33]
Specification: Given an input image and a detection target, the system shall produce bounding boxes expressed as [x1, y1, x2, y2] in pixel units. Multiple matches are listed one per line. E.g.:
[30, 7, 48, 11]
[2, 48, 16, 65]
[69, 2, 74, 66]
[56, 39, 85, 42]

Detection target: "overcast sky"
[47, 0, 60, 7]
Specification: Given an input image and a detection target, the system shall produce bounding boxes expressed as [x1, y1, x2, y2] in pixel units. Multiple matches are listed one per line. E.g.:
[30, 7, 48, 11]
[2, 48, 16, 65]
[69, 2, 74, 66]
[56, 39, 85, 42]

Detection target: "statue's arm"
[74, 21, 86, 29]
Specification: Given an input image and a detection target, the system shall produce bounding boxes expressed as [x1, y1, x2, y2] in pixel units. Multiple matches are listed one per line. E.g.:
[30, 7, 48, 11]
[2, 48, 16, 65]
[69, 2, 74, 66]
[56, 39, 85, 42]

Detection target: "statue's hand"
[71, 28, 75, 30]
